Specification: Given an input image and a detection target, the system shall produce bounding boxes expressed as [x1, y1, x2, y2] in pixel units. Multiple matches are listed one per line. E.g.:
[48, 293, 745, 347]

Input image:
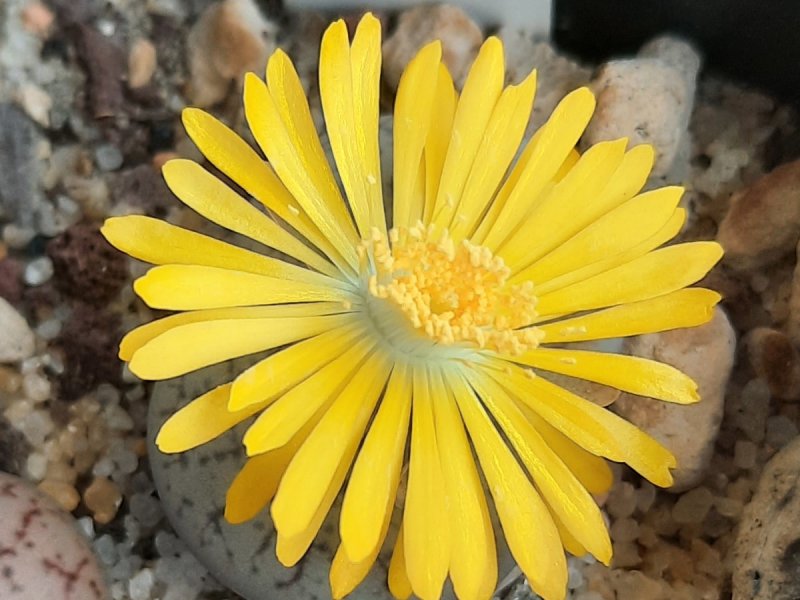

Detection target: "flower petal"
[463, 367, 611, 565]
[536, 242, 724, 317]
[430, 369, 497, 600]
[119, 302, 347, 362]
[181, 108, 346, 269]
[320, 15, 385, 238]
[476, 87, 595, 249]
[517, 186, 683, 283]
[499, 138, 628, 269]
[403, 366, 450, 600]
[518, 403, 613, 496]
[537, 288, 721, 344]
[156, 384, 261, 453]
[422, 64, 457, 224]
[447, 370, 567, 600]
[392, 41, 442, 230]
[340, 362, 411, 563]
[271, 351, 391, 539]
[134, 264, 354, 310]
[101, 216, 339, 286]
[388, 527, 413, 600]
[493, 362, 677, 487]
[503, 143, 654, 268]
[225, 402, 324, 524]
[229, 321, 362, 411]
[242, 335, 376, 455]
[526, 207, 686, 293]
[428, 37, 505, 229]
[244, 59, 360, 270]
[511, 347, 699, 404]
[162, 159, 337, 277]
[130, 313, 350, 380]
[446, 69, 537, 241]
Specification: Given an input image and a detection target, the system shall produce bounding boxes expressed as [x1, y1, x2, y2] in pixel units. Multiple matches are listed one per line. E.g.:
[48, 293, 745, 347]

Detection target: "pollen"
[365, 223, 543, 354]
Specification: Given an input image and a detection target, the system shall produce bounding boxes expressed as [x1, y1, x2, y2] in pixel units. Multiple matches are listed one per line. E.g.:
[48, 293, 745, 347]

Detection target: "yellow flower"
[102, 13, 723, 600]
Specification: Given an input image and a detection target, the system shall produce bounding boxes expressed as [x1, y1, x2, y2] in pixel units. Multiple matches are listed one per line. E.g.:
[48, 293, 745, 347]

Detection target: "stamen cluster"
[364, 224, 542, 354]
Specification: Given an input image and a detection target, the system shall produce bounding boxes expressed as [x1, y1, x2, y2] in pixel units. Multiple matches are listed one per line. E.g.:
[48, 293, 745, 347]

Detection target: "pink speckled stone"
[0, 471, 109, 599]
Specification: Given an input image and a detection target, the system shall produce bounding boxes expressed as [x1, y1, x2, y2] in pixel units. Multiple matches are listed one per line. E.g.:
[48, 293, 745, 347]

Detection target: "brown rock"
[58, 304, 121, 401]
[113, 164, 176, 218]
[381, 4, 483, 92]
[788, 241, 800, 345]
[733, 436, 800, 600]
[46, 223, 127, 305]
[613, 308, 736, 491]
[83, 476, 122, 524]
[73, 23, 126, 119]
[717, 158, 800, 272]
[0, 257, 24, 304]
[187, 0, 277, 107]
[745, 327, 800, 401]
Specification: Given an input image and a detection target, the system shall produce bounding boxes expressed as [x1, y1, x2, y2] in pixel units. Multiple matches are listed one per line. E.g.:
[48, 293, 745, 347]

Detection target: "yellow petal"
[119, 303, 349, 362]
[422, 64, 457, 224]
[536, 242, 724, 317]
[271, 352, 391, 535]
[271, 351, 391, 539]
[320, 16, 385, 238]
[340, 362, 411, 563]
[503, 143, 654, 269]
[430, 369, 497, 600]
[244, 63, 359, 270]
[492, 362, 677, 487]
[511, 347, 699, 404]
[430, 37, 505, 227]
[181, 108, 346, 272]
[392, 41, 442, 230]
[517, 186, 684, 283]
[156, 383, 261, 453]
[242, 336, 376, 455]
[537, 288, 721, 344]
[552, 512, 587, 558]
[526, 207, 686, 293]
[134, 264, 353, 310]
[331, 451, 395, 600]
[161, 159, 336, 276]
[225, 403, 323, 524]
[130, 313, 350, 380]
[403, 366, 449, 600]
[388, 528, 413, 600]
[518, 403, 613, 496]
[101, 216, 338, 286]
[229, 321, 362, 411]
[447, 70, 537, 241]
[447, 370, 567, 600]
[499, 138, 628, 269]
[478, 87, 596, 250]
[463, 367, 611, 565]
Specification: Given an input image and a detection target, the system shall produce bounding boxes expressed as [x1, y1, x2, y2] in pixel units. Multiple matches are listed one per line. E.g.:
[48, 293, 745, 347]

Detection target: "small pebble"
[606, 481, 638, 519]
[128, 38, 157, 89]
[672, 486, 714, 524]
[38, 479, 80, 511]
[0, 297, 35, 362]
[84, 476, 123, 524]
[733, 439, 758, 470]
[95, 143, 124, 172]
[24, 256, 54, 286]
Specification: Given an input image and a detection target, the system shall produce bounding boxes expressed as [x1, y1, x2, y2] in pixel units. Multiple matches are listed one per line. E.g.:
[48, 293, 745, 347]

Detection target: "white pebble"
[35, 317, 63, 340]
[128, 567, 155, 600]
[22, 373, 51, 403]
[25, 452, 48, 480]
[24, 256, 54, 286]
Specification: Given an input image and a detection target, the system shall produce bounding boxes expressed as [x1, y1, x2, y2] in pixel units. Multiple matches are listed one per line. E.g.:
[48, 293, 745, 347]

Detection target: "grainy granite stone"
[0, 471, 109, 599]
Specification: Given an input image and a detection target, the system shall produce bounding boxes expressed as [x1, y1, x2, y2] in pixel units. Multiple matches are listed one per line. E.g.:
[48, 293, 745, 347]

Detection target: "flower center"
[361, 224, 542, 355]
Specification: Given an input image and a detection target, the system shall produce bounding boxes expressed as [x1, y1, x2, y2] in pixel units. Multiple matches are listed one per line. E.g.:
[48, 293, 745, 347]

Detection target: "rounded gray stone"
[148, 356, 517, 600]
